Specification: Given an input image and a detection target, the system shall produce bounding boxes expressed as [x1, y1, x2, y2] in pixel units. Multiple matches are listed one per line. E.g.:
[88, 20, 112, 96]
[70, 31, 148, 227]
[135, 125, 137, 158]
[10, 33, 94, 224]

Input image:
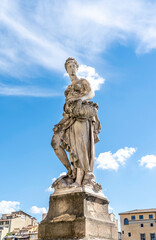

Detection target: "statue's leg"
[76, 168, 85, 185]
[70, 168, 84, 187]
[51, 133, 72, 175]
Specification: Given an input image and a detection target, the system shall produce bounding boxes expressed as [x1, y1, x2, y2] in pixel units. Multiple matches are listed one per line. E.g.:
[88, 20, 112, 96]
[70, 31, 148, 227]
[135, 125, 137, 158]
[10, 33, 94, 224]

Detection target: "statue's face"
[66, 62, 77, 77]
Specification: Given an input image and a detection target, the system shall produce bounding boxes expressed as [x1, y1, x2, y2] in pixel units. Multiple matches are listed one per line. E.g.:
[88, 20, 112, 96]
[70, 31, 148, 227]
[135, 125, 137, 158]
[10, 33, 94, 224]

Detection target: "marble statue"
[39, 58, 118, 240]
[51, 57, 101, 192]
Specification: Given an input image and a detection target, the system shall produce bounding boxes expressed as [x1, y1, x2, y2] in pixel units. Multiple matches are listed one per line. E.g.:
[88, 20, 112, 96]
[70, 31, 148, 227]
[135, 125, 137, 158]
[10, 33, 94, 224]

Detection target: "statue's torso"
[65, 78, 91, 102]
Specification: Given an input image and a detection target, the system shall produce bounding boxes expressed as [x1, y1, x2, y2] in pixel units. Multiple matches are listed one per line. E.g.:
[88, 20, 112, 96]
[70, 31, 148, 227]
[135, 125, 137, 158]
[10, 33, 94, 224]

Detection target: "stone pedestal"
[39, 188, 118, 240]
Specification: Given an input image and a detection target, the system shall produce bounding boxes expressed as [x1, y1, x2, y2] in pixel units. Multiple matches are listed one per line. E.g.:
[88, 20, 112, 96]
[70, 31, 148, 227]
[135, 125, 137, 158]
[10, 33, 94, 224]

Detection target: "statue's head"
[65, 57, 79, 73]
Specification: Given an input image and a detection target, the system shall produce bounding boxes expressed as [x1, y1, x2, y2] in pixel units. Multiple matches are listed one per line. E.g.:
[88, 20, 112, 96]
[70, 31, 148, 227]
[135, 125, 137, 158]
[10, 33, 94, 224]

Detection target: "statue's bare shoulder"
[65, 78, 94, 102]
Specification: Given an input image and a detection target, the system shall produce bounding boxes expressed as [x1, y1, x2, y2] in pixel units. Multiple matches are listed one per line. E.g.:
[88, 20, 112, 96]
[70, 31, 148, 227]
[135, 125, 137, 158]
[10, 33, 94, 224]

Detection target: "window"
[0, 222, 3, 225]
[141, 224, 144, 228]
[140, 233, 146, 240]
[139, 215, 144, 220]
[150, 233, 155, 240]
[128, 232, 131, 237]
[150, 223, 154, 227]
[149, 214, 153, 219]
[122, 231, 124, 234]
[131, 216, 135, 220]
[124, 218, 129, 225]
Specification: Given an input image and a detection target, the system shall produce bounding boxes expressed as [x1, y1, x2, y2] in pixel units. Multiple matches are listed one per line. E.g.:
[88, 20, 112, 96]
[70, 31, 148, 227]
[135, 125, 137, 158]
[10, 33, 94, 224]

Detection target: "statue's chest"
[66, 81, 84, 97]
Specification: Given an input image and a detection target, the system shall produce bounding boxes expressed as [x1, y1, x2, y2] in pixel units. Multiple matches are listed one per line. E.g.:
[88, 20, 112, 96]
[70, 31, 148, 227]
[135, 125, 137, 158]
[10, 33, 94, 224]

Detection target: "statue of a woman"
[51, 57, 101, 191]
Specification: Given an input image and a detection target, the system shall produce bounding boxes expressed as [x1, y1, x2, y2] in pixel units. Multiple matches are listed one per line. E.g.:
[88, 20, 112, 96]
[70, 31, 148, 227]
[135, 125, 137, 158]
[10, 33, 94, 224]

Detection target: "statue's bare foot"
[69, 182, 80, 188]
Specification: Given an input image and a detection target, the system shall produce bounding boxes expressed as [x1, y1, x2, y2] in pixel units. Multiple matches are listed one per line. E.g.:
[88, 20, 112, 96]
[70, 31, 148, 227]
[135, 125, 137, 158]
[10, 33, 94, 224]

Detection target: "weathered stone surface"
[38, 190, 118, 240]
[51, 57, 101, 190]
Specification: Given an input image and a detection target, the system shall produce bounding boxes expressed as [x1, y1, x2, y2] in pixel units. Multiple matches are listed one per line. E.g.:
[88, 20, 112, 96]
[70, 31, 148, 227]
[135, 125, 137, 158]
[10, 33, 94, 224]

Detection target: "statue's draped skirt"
[61, 119, 95, 172]
[53, 100, 101, 173]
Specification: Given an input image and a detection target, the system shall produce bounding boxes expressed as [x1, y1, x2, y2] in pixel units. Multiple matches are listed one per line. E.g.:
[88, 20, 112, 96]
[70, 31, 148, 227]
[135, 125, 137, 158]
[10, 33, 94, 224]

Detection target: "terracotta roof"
[22, 227, 32, 230]
[119, 208, 156, 215]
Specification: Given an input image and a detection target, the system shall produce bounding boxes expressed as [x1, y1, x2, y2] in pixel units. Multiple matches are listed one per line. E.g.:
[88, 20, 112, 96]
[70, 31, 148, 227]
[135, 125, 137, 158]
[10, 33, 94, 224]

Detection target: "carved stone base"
[38, 188, 118, 240]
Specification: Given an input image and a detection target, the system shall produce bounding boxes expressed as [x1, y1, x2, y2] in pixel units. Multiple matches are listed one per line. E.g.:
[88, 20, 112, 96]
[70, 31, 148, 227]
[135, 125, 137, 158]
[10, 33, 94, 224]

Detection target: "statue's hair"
[65, 57, 79, 71]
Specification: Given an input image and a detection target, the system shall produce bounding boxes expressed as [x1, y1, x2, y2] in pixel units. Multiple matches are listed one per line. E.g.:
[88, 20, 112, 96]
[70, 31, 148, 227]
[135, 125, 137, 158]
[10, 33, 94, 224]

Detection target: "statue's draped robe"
[53, 79, 101, 173]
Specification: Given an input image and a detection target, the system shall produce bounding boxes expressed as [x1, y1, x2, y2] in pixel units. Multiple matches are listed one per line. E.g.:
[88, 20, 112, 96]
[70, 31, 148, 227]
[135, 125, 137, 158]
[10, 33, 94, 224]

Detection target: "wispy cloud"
[0, 0, 156, 76]
[1, 0, 156, 96]
[30, 206, 47, 214]
[96, 147, 136, 171]
[0, 200, 20, 214]
[139, 155, 156, 169]
[0, 83, 61, 97]
[0, 0, 68, 75]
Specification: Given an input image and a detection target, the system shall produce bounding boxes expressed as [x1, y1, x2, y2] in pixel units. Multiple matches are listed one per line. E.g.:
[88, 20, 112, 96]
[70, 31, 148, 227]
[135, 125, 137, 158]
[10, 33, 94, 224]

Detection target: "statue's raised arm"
[51, 57, 101, 193]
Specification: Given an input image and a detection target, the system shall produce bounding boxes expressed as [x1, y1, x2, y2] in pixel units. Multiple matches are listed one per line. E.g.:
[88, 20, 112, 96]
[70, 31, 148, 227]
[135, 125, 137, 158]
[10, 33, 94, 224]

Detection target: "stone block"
[39, 188, 118, 240]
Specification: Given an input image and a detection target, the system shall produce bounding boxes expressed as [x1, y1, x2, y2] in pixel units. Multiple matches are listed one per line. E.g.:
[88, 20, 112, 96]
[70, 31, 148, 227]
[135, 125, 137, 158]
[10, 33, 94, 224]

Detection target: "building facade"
[19, 224, 38, 240]
[4, 224, 38, 240]
[120, 209, 156, 240]
[0, 211, 36, 240]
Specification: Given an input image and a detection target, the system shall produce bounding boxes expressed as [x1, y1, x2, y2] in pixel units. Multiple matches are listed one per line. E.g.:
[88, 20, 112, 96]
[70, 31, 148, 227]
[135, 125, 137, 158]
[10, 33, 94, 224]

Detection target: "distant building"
[120, 208, 156, 240]
[0, 211, 36, 240]
[4, 224, 38, 240]
[19, 224, 38, 240]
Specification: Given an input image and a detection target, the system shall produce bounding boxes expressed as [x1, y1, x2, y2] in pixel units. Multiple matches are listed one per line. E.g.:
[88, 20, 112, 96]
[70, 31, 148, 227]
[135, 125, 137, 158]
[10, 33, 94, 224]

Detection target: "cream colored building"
[120, 209, 156, 240]
[19, 224, 38, 240]
[4, 224, 38, 240]
[0, 211, 36, 240]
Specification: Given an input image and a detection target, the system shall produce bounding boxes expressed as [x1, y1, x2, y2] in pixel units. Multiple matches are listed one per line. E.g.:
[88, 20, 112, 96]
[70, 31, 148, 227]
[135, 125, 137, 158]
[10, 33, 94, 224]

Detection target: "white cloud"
[45, 177, 56, 193]
[0, 83, 62, 97]
[45, 172, 66, 192]
[46, 186, 54, 193]
[52, 177, 57, 182]
[0, 0, 156, 76]
[78, 65, 105, 91]
[96, 147, 136, 171]
[59, 172, 66, 177]
[0, 201, 20, 214]
[1, 0, 156, 95]
[139, 155, 156, 169]
[113, 147, 136, 165]
[30, 206, 47, 214]
[64, 64, 105, 91]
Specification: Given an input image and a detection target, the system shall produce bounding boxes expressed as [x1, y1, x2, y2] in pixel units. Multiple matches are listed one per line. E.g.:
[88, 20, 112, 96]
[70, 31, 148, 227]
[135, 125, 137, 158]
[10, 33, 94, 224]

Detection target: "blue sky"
[0, 0, 156, 225]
